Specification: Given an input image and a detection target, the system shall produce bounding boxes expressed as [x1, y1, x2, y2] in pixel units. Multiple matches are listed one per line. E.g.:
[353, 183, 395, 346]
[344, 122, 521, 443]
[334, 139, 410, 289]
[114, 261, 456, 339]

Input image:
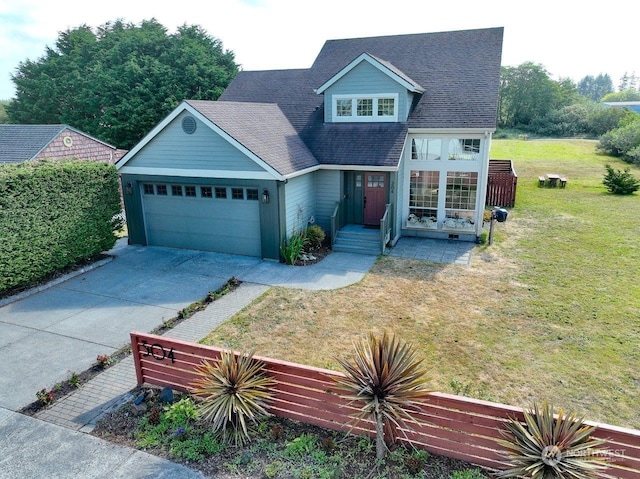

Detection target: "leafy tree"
[597, 117, 640, 162]
[0, 101, 9, 123]
[577, 74, 613, 101]
[601, 89, 640, 102]
[602, 164, 640, 194]
[498, 62, 576, 129]
[618, 72, 639, 92]
[529, 100, 633, 138]
[7, 19, 238, 148]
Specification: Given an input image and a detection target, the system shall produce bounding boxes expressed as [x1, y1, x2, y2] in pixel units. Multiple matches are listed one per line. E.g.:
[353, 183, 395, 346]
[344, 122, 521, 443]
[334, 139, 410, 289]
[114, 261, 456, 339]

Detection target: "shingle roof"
[310, 28, 504, 129]
[219, 27, 503, 169]
[186, 100, 319, 176]
[0, 124, 66, 163]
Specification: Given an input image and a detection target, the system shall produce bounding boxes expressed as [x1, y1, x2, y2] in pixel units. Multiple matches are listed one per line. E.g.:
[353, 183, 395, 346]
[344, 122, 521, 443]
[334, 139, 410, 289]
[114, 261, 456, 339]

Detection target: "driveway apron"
[0, 242, 232, 411]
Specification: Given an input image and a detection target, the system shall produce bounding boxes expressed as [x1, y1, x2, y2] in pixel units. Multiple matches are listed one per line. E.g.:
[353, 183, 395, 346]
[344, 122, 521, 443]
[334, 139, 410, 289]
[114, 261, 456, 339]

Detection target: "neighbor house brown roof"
[0, 125, 127, 164]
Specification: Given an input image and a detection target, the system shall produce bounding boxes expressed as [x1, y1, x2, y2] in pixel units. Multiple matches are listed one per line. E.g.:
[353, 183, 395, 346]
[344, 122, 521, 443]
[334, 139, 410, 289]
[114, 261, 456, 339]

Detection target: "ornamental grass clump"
[497, 402, 607, 479]
[335, 331, 431, 460]
[191, 350, 276, 446]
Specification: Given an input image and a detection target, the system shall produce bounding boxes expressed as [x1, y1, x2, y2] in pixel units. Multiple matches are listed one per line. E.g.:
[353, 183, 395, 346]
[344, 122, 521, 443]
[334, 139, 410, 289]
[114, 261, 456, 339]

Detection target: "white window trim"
[332, 93, 399, 122]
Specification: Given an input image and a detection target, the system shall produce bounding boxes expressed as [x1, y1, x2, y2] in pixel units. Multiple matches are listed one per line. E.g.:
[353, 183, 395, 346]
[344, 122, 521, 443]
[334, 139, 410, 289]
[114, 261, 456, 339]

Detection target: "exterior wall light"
[261, 189, 270, 204]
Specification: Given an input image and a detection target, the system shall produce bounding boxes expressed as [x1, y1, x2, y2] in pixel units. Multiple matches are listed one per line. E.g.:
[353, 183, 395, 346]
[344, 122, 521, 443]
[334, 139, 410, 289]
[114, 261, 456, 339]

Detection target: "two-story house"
[116, 27, 504, 260]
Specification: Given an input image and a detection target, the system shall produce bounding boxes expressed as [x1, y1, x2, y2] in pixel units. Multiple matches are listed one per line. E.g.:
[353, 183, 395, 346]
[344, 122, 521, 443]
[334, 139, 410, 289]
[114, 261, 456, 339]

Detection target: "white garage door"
[141, 183, 261, 256]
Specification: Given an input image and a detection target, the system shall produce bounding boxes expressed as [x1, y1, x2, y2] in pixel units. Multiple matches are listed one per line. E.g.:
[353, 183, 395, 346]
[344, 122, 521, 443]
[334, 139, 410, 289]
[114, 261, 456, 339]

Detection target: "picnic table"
[546, 173, 560, 187]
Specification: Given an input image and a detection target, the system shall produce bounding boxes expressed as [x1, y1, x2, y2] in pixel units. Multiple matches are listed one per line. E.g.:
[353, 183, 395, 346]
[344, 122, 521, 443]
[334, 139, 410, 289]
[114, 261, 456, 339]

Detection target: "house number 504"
[142, 341, 175, 363]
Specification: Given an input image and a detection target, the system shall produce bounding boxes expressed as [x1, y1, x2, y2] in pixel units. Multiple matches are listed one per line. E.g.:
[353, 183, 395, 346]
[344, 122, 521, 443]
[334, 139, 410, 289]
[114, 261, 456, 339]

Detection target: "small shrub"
[305, 225, 325, 249]
[497, 402, 606, 479]
[450, 468, 486, 479]
[603, 164, 640, 194]
[264, 460, 285, 478]
[285, 433, 318, 458]
[270, 424, 284, 441]
[36, 388, 55, 406]
[320, 435, 335, 453]
[148, 407, 161, 426]
[280, 231, 307, 265]
[69, 372, 80, 388]
[96, 354, 112, 368]
[163, 397, 199, 424]
[191, 350, 276, 446]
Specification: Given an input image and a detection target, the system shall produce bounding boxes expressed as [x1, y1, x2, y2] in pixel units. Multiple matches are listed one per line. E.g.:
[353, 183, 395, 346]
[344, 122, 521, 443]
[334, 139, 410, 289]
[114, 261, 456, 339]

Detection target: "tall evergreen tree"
[7, 19, 239, 148]
[578, 73, 613, 101]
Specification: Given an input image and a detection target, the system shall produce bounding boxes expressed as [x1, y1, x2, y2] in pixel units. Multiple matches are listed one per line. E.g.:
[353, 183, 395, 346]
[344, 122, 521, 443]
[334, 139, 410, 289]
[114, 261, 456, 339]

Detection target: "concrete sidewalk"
[0, 407, 205, 479]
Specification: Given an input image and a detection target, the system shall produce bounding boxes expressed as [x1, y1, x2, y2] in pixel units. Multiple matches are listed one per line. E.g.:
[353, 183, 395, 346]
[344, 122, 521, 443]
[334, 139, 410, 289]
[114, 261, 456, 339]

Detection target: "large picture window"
[444, 172, 477, 229]
[408, 170, 439, 228]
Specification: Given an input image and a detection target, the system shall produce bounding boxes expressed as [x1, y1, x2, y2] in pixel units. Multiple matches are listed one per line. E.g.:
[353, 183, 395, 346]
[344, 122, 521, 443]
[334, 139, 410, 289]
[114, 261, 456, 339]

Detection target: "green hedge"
[0, 160, 123, 294]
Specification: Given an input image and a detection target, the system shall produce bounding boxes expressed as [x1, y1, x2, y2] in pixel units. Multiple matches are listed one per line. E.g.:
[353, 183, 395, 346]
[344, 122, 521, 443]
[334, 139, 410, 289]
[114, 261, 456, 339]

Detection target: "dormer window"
[333, 94, 398, 122]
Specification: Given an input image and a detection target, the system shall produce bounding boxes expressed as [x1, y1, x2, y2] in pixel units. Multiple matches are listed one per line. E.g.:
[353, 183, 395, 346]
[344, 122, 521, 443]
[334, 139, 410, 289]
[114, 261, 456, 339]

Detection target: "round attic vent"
[182, 116, 197, 134]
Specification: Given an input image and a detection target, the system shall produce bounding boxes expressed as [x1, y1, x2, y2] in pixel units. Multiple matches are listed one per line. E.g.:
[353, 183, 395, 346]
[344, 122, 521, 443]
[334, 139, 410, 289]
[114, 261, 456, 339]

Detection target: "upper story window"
[411, 139, 442, 161]
[333, 94, 398, 122]
[448, 139, 481, 161]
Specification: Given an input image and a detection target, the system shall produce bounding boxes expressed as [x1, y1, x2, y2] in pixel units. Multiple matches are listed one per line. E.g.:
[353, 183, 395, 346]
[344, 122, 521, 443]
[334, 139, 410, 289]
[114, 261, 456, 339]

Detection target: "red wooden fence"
[130, 332, 640, 478]
[486, 160, 518, 208]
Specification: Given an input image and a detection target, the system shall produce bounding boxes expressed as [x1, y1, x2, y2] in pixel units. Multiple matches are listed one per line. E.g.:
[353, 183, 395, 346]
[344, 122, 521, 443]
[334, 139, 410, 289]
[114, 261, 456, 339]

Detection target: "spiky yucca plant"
[190, 350, 275, 446]
[497, 402, 607, 479]
[335, 331, 431, 460]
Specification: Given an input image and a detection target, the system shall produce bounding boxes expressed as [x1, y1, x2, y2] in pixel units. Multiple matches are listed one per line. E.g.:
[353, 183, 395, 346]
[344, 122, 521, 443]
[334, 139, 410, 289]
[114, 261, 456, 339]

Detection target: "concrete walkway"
[0, 236, 472, 478]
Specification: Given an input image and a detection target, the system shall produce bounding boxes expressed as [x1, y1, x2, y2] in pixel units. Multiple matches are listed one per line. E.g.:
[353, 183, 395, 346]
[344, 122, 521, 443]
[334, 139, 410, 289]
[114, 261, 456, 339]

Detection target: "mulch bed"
[92, 387, 487, 479]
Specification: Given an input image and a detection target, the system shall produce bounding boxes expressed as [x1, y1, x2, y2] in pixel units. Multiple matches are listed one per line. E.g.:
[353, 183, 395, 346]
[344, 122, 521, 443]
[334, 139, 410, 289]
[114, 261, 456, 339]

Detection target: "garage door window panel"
[201, 186, 213, 198]
[156, 185, 168, 195]
[215, 187, 227, 199]
[232, 188, 244, 200]
[247, 188, 259, 200]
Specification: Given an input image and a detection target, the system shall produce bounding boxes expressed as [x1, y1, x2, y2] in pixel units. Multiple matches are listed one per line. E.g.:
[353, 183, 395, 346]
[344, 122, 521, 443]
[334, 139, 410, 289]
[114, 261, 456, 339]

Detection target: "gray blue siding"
[323, 61, 412, 122]
[315, 170, 342, 234]
[126, 111, 266, 173]
[283, 173, 316, 236]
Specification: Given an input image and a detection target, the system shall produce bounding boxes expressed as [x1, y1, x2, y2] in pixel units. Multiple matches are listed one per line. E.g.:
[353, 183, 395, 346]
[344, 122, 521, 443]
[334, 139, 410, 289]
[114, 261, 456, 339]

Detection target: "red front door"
[363, 172, 387, 226]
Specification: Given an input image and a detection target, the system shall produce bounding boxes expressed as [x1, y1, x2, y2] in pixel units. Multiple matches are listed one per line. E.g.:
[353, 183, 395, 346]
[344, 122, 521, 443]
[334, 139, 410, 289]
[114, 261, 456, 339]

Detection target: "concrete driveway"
[0, 238, 377, 411]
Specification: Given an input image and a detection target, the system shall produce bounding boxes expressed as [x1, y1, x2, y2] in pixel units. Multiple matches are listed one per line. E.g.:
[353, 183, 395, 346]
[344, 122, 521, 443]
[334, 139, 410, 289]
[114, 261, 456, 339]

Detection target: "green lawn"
[203, 139, 640, 429]
[489, 139, 640, 425]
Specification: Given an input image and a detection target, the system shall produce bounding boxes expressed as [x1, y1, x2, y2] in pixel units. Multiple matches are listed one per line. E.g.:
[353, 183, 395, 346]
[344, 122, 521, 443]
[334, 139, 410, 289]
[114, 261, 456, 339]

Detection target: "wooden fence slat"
[130, 332, 640, 478]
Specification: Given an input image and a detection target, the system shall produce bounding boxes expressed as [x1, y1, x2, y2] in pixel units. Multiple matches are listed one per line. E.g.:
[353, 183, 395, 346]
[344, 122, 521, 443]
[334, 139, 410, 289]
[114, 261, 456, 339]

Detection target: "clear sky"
[0, 0, 638, 100]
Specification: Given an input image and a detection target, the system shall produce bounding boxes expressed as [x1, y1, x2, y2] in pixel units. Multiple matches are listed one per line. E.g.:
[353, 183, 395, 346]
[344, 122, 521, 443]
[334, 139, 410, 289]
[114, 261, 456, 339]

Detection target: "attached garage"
[141, 182, 261, 256]
[116, 100, 320, 261]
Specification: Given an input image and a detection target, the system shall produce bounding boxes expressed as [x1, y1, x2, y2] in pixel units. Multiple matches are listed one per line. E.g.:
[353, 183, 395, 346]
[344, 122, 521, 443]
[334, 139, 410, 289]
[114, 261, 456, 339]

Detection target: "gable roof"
[315, 53, 424, 94]
[220, 27, 503, 169]
[117, 100, 319, 179]
[0, 125, 67, 163]
[186, 100, 319, 177]
[0, 124, 123, 164]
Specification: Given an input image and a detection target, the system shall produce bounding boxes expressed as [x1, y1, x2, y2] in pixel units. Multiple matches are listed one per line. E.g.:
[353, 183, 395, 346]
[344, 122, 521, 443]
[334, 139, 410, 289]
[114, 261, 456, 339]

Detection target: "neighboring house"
[603, 101, 640, 114]
[117, 27, 504, 260]
[0, 124, 127, 164]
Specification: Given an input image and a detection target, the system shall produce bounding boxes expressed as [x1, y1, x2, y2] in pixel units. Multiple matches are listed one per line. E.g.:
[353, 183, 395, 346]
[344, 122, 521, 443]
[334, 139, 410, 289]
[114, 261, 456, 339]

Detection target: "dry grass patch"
[202, 238, 523, 398]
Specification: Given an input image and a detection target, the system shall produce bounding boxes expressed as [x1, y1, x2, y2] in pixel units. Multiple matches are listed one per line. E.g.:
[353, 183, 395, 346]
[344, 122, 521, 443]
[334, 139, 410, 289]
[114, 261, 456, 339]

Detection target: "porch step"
[333, 227, 381, 255]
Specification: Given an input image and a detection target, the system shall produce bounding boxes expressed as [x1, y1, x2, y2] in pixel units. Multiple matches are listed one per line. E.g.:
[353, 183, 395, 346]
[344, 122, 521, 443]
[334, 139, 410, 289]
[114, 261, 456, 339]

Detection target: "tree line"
[2, 19, 640, 163]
